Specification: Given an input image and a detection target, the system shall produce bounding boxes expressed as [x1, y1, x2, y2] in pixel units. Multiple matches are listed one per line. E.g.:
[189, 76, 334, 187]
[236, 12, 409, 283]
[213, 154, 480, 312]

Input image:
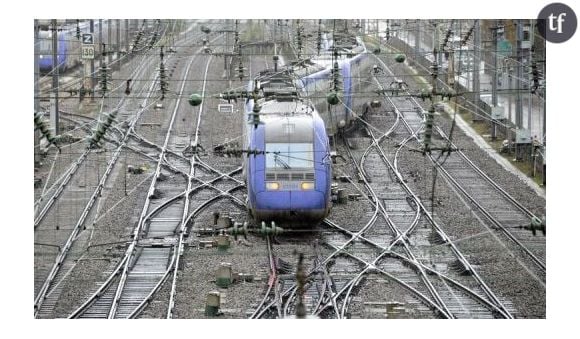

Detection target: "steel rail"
[318, 240, 450, 318]
[34, 50, 163, 314]
[429, 157, 546, 271]
[167, 53, 213, 318]
[107, 29, 226, 317]
[34, 51, 157, 228]
[130, 185, 245, 318]
[107, 51, 198, 319]
[370, 54, 515, 318]
[320, 219, 512, 317]
[343, 128, 454, 318]
[34, 83, 162, 317]
[435, 125, 538, 219]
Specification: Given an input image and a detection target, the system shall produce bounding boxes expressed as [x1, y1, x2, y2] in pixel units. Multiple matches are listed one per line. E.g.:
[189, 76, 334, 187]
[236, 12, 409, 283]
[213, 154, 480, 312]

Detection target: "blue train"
[240, 26, 371, 226]
[244, 70, 332, 224]
[38, 27, 79, 73]
[291, 31, 372, 135]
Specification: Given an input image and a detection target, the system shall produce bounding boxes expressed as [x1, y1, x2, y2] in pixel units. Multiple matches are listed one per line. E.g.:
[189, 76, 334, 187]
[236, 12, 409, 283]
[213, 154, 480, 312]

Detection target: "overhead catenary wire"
[38, 19, 544, 183]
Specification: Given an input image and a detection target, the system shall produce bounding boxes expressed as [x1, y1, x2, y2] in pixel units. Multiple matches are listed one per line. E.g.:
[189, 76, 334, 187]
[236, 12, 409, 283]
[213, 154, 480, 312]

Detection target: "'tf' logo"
[548, 12, 566, 33]
[538, 3, 577, 43]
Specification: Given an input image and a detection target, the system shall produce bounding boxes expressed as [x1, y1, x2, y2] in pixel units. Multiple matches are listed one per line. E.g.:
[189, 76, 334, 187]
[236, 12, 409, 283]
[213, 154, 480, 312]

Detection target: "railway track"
[33, 20, 547, 319]
[34, 53, 161, 300]
[68, 30, 248, 318]
[34, 43, 163, 230]
[372, 52, 546, 278]
[246, 31, 473, 319]
[431, 125, 545, 271]
[34, 22, 209, 318]
[328, 124, 513, 318]
[69, 43, 206, 319]
[307, 50, 544, 318]
[246, 45, 523, 319]
[250, 236, 285, 318]
[246, 57, 511, 319]
[214, 23, 543, 320]
[35, 56, 165, 318]
[249, 235, 342, 319]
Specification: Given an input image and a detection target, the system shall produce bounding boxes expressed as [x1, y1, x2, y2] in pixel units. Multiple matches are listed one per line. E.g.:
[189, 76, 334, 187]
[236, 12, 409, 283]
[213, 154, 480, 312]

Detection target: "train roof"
[264, 113, 314, 143]
[251, 69, 317, 117]
[287, 59, 327, 80]
[259, 99, 312, 115]
[255, 69, 300, 100]
[284, 36, 367, 78]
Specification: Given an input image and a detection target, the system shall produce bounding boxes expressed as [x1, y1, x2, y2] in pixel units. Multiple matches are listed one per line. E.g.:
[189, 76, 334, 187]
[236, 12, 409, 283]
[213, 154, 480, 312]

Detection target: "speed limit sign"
[81, 45, 95, 60]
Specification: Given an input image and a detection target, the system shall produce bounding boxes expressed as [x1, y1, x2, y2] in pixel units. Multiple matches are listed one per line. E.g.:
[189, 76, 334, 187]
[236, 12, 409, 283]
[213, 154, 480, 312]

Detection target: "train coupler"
[258, 221, 284, 237]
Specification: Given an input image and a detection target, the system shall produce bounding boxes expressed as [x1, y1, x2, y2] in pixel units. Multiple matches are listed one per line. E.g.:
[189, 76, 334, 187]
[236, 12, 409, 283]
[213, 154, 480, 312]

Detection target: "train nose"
[289, 191, 325, 210]
[39, 57, 52, 71]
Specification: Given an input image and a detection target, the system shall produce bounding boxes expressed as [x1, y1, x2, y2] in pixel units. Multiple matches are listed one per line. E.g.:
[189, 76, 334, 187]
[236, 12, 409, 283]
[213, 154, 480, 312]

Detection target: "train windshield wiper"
[273, 154, 291, 169]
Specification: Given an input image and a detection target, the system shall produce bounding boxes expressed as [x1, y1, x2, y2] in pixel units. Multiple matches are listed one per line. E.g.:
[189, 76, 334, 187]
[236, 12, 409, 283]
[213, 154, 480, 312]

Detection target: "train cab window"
[39, 36, 53, 53]
[266, 143, 314, 169]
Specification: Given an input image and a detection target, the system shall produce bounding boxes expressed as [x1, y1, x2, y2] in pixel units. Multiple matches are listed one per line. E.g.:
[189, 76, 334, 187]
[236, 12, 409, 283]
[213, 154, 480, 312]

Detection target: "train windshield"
[265, 143, 313, 169]
[39, 40, 52, 53]
[38, 32, 53, 53]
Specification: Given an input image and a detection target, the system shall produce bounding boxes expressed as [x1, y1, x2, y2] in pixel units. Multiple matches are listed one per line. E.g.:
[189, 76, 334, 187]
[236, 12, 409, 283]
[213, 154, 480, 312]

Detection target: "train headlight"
[300, 182, 314, 190]
[266, 182, 280, 190]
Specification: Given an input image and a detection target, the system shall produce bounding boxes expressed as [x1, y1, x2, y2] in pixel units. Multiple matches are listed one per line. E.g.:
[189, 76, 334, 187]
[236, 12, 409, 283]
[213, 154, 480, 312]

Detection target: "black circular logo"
[537, 2, 577, 43]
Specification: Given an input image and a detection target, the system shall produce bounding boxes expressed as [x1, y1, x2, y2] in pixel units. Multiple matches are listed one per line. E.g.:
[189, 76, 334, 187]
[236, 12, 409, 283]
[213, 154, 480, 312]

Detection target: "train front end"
[38, 31, 68, 73]
[247, 104, 331, 226]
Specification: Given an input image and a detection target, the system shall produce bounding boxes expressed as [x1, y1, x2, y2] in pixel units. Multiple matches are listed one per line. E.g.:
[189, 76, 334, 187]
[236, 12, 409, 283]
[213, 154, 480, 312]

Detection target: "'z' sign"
[82, 33, 94, 45]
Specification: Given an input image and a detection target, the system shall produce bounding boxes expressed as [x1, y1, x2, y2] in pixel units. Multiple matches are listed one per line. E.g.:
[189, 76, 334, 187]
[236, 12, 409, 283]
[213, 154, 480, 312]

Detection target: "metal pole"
[492, 21, 498, 107]
[124, 148, 127, 196]
[514, 21, 524, 160]
[472, 20, 481, 121]
[508, 68, 512, 124]
[437, 24, 443, 67]
[51, 19, 59, 136]
[116, 19, 121, 71]
[458, 20, 462, 81]
[541, 30, 546, 144]
[542, 82, 546, 143]
[528, 20, 533, 133]
[90, 20, 95, 100]
[515, 20, 523, 129]
[108, 19, 112, 65]
[491, 20, 498, 140]
[80, 23, 86, 109]
[99, 19, 103, 64]
[430, 21, 434, 51]
[433, 21, 439, 93]
[225, 19, 229, 74]
[125, 19, 129, 56]
[414, 20, 420, 66]
[532, 147, 536, 177]
[34, 20, 41, 165]
[466, 22, 472, 92]
[542, 81, 546, 186]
